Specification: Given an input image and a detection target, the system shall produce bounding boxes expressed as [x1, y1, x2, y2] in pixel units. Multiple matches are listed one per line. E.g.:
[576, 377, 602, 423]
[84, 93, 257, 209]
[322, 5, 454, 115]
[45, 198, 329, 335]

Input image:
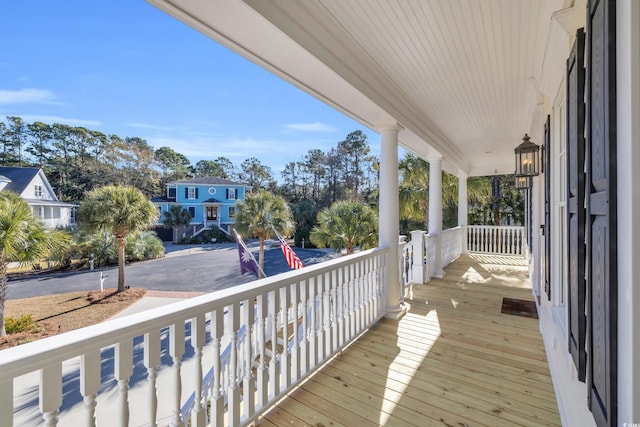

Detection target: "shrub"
[5, 314, 35, 334]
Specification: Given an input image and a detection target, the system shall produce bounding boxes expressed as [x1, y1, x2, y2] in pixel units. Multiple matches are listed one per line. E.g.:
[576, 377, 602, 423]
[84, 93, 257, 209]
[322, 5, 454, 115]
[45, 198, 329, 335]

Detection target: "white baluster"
[337, 267, 345, 348]
[243, 298, 255, 419]
[330, 269, 339, 350]
[144, 330, 161, 426]
[354, 261, 362, 333]
[115, 339, 133, 427]
[290, 282, 300, 382]
[299, 280, 308, 376]
[280, 285, 290, 389]
[40, 364, 62, 427]
[363, 258, 371, 323]
[310, 277, 319, 368]
[323, 272, 331, 357]
[210, 309, 224, 427]
[268, 290, 280, 397]
[169, 322, 185, 427]
[0, 379, 12, 427]
[191, 314, 206, 427]
[80, 349, 101, 427]
[348, 262, 356, 340]
[227, 304, 241, 426]
[255, 294, 268, 409]
[316, 274, 325, 362]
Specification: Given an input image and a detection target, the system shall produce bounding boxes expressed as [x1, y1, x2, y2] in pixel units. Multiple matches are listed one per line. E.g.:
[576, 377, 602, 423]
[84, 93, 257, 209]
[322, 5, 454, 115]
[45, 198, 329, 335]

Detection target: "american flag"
[272, 226, 304, 270]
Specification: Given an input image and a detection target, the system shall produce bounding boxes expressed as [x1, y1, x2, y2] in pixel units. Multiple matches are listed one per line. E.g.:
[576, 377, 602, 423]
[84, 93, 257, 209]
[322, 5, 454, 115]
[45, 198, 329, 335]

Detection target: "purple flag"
[236, 232, 260, 277]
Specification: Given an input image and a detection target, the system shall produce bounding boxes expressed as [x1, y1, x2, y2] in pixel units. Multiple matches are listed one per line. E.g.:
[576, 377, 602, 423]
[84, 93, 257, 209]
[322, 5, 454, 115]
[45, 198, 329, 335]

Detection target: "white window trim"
[187, 187, 197, 200]
[228, 188, 237, 200]
[34, 184, 43, 198]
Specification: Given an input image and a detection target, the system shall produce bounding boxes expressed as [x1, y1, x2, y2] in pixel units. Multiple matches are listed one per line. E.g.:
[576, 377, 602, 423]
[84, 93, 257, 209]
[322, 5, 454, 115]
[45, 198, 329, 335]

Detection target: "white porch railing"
[401, 225, 525, 287]
[441, 226, 464, 266]
[467, 225, 525, 255]
[0, 247, 388, 427]
[401, 226, 465, 286]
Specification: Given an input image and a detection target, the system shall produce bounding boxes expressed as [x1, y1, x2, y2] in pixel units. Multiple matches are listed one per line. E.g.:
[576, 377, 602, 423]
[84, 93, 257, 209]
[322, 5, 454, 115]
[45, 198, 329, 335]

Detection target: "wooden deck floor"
[257, 254, 561, 426]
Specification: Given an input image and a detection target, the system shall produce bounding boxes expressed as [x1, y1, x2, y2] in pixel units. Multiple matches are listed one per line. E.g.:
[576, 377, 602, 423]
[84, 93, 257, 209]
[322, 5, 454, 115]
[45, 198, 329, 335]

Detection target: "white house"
[0, 167, 75, 228]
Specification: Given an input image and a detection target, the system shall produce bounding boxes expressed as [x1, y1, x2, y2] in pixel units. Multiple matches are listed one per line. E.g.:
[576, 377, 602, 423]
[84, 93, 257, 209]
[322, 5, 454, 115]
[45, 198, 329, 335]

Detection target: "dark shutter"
[544, 115, 551, 300]
[566, 28, 587, 381]
[226, 189, 229, 199]
[586, 0, 617, 425]
[195, 188, 199, 199]
[184, 188, 188, 198]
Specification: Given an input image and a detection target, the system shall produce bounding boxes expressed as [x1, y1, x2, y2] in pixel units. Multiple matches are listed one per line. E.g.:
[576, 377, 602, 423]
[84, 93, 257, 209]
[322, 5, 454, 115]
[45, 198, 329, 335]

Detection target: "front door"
[206, 206, 218, 221]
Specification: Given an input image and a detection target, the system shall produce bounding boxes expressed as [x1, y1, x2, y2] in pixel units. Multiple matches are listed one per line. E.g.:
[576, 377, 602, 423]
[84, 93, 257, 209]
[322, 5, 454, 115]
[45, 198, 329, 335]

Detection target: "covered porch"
[258, 254, 559, 426]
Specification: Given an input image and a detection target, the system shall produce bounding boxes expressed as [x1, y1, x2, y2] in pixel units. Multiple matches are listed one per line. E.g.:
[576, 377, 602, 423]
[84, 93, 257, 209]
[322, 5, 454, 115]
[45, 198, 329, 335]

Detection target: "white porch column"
[429, 157, 445, 278]
[458, 174, 468, 254]
[379, 125, 405, 319]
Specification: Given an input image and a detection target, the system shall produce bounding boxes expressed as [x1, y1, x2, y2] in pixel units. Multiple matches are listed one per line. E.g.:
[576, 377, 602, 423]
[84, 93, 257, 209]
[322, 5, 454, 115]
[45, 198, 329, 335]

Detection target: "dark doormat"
[501, 297, 538, 319]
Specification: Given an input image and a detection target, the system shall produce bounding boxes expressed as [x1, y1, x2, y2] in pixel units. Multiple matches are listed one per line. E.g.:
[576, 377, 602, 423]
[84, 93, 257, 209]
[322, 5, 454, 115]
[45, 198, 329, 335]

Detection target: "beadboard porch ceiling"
[147, 0, 565, 177]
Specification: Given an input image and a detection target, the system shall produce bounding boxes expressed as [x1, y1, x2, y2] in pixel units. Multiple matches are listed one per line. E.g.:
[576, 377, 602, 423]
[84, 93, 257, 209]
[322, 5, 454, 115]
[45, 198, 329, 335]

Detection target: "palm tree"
[162, 204, 192, 243]
[398, 153, 430, 228]
[309, 200, 378, 255]
[234, 190, 294, 278]
[79, 185, 159, 292]
[399, 153, 493, 229]
[0, 192, 69, 336]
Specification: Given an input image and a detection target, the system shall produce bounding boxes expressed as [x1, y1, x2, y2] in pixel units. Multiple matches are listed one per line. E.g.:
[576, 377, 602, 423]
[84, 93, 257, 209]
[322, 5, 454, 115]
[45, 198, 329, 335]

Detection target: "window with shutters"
[187, 187, 196, 200]
[167, 187, 176, 199]
[227, 188, 237, 200]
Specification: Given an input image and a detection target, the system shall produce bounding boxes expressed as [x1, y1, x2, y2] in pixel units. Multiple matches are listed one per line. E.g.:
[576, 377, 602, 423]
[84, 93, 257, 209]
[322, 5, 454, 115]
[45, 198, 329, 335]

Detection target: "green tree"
[0, 192, 69, 336]
[162, 204, 192, 243]
[26, 121, 53, 166]
[79, 185, 159, 292]
[398, 153, 431, 229]
[126, 231, 165, 262]
[155, 146, 192, 182]
[310, 200, 378, 255]
[194, 160, 224, 178]
[213, 156, 237, 180]
[234, 190, 293, 278]
[337, 130, 371, 198]
[291, 199, 318, 247]
[6, 116, 26, 166]
[239, 157, 275, 191]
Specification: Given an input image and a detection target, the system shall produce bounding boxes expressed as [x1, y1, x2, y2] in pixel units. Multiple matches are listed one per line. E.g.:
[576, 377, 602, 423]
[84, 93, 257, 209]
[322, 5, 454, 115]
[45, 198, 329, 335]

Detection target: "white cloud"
[285, 122, 335, 132]
[0, 88, 55, 105]
[17, 115, 101, 127]
[126, 122, 176, 132]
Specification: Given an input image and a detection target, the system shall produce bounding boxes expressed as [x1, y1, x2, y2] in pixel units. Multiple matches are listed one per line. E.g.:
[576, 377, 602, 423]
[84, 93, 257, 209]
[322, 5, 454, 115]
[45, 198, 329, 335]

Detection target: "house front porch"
[256, 253, 560, 426]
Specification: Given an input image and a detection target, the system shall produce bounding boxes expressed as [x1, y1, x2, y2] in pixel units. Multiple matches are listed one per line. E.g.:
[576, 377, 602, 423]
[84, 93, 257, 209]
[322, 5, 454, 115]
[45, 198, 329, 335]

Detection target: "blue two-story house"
[152, 177, 250, 239]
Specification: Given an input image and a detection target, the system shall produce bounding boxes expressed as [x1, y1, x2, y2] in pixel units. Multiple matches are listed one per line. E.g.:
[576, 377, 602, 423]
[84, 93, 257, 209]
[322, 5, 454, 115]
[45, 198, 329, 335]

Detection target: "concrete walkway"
[111, 290, 204, 319]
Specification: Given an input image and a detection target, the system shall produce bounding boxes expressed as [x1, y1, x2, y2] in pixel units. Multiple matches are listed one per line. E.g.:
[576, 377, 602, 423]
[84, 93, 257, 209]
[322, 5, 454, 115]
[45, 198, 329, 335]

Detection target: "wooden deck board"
[258, 254, 561, 426]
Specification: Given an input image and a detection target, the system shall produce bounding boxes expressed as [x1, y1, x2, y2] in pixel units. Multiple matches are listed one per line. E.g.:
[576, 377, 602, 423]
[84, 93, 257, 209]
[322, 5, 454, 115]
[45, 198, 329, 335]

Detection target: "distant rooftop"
[0, 167, 41, 194]
[169, 177, 249, 186]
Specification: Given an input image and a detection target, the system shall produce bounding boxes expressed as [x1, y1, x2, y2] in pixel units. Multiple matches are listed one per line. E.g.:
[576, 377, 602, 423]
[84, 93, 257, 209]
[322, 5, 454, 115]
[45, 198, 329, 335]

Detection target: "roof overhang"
[147, 0, 565, 177]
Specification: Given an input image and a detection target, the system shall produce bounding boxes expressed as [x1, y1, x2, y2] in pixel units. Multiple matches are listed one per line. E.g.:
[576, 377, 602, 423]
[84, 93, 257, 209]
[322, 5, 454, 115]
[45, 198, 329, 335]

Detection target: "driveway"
[7, 241, 338, 299]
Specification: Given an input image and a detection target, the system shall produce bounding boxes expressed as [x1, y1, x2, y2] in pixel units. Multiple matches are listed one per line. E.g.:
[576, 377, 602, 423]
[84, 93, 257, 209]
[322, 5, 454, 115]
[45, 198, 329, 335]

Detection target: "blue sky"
[0, 1, 379, 176]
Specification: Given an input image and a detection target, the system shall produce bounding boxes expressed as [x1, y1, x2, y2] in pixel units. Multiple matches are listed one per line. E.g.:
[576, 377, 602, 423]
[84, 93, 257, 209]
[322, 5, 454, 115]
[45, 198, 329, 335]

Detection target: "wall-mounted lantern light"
[514, 134, 541, 177]
[515, 175, 531, 191]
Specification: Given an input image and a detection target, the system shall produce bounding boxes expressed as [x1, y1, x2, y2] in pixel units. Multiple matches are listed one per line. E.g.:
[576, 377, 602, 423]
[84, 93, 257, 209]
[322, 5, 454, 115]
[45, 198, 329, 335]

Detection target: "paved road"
[7, 241, 338, 299]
